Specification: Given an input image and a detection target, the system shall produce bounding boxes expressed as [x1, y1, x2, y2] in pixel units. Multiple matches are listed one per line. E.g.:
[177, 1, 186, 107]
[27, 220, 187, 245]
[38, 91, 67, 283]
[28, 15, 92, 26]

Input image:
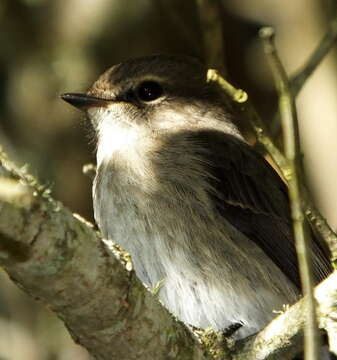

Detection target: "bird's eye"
[136, 81, 163, 102]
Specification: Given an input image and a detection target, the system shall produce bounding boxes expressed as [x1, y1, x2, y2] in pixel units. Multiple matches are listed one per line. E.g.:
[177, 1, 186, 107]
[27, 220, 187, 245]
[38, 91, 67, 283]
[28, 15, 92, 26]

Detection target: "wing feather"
[193, 130, 331, 289]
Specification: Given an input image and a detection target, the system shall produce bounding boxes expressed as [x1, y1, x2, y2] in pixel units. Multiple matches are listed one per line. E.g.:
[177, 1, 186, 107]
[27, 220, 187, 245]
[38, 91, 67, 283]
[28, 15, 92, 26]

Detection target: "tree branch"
[0, 151, 209, 360]
[231, 271, 337, 360]
[290, 15, 337, 97]
[271, 14, 337, 137]
[260, 26, 319, 360]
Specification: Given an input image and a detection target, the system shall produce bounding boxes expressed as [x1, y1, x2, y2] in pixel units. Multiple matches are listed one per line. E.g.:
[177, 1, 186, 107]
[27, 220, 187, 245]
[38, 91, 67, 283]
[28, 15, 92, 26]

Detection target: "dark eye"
[136, 81, 163, 102]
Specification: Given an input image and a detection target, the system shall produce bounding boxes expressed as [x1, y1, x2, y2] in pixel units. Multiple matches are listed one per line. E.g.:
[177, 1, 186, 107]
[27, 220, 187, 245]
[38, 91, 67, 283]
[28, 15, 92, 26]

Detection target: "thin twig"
[260, 26, 319, 360]
[303, 189, 337, 260]
[196, 0, 226, 75]
[207, 69, 247, 103]
[291, 16, 337, 97]
[207, 70, 290, 175]
[267, 13, 337, 261]
[271, 14, 337, 136]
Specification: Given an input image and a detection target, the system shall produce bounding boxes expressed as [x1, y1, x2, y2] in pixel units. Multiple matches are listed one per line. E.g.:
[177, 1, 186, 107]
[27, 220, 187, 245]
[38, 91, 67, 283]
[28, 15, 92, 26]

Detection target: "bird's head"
[61, 55, 240, 163]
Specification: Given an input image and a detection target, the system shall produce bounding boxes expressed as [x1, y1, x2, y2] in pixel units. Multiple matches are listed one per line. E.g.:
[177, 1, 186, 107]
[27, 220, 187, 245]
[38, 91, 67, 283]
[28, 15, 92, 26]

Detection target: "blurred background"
[1, 0, 337, 358]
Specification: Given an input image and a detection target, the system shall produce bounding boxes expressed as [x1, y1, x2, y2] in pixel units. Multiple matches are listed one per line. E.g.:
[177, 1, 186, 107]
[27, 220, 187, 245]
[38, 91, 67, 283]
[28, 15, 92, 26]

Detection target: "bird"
[61, 54, 332, 339]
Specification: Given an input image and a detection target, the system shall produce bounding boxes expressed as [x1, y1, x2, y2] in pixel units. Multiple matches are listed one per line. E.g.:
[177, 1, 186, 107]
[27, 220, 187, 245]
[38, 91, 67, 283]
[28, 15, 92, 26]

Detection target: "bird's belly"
[93, 172, 299, 339]
[96, 206, 299, 338]
[159, 259, 297, 339]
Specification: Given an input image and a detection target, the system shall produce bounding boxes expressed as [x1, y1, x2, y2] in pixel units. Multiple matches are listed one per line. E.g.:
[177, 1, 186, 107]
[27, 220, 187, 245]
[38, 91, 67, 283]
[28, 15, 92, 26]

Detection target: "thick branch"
[0, 158, 209, 360]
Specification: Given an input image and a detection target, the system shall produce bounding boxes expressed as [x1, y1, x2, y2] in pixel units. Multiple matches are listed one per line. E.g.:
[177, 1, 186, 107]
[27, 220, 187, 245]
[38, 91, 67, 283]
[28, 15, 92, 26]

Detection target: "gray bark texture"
[0, 163, 209, 360]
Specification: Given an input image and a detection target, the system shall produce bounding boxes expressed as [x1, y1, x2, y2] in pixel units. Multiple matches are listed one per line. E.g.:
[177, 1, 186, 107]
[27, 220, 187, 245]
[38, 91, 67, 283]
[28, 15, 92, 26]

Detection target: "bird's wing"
[194, 129, 331, 289]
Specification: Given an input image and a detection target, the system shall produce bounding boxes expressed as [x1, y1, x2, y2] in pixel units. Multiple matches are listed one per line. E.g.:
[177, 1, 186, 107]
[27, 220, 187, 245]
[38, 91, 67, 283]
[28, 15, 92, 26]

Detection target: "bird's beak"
[60, 93, 112, 111]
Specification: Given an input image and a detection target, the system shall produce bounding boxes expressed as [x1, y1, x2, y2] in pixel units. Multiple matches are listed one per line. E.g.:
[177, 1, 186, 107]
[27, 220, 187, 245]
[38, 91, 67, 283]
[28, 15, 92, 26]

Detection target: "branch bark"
[0, 155, 209, 360]
[231, 271, 337, 360]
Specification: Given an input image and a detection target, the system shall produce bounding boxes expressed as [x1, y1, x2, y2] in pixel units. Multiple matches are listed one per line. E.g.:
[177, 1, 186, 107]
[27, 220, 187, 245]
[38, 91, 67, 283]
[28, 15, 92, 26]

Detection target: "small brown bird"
[61, 55, 331, 339]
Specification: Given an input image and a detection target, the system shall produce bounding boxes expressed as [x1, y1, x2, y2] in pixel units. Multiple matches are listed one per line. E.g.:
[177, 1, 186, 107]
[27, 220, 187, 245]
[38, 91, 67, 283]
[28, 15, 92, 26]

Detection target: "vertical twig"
[260, 27, 319, 360]
[196, 0, 226, 75]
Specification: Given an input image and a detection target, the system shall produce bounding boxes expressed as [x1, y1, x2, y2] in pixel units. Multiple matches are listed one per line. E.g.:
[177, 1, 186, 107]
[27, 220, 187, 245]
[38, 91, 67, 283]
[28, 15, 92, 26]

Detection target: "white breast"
[88, 106, 142, 166]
